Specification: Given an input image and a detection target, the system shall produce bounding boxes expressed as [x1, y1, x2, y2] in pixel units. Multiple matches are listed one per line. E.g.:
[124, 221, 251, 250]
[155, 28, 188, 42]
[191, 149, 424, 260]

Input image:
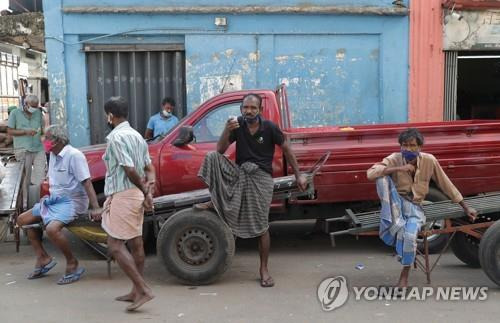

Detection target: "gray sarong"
[198, 151, 274, 238]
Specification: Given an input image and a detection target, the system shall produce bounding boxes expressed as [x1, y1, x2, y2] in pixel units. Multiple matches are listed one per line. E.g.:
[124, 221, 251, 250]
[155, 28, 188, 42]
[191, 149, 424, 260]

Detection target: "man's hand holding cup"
[227, 115, 240, 131]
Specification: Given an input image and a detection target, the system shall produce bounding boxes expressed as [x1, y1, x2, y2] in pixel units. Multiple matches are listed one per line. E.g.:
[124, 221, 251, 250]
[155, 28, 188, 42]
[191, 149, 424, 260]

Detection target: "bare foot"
[126, 291, 154, 312]
[193, 201, 213, 210]
[115, 292, 136, 303]
[397, 266, 410, 288]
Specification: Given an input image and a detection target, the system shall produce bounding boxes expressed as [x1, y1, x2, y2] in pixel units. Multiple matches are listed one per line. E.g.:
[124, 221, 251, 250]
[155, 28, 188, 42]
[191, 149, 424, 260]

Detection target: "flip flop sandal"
[260, 277, 275, 288]
[57, 267, 85, 285]
[27, 258, 57, 280]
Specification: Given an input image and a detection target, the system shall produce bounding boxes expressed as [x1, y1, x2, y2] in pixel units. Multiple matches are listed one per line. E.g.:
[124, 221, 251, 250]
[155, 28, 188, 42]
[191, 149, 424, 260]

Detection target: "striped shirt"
[103, 121, 151, 196]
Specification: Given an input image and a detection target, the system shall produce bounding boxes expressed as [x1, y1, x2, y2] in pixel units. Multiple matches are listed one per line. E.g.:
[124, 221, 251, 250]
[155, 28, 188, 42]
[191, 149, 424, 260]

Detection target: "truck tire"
[450, 232, 481, 268]
[479, 220, 500, 287]
[157, 208, 235, 285]
[417, 188, 450, 254]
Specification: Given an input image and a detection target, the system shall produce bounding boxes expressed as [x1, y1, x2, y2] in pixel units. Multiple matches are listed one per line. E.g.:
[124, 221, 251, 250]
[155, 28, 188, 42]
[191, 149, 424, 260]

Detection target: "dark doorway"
[456, 51, 500, 120]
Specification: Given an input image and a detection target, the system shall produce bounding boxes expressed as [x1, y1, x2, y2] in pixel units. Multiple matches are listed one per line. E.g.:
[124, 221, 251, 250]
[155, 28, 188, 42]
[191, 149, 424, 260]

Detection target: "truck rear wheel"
[479, 220, 500, 287]
[450, 232, 481, 268]
[418, 188, 450, 254]
[157, 208, 235, 285]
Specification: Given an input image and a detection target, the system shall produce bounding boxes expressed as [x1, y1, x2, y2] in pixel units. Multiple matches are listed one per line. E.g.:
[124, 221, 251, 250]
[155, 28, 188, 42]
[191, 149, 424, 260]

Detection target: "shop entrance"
[456, 51, 500, 120]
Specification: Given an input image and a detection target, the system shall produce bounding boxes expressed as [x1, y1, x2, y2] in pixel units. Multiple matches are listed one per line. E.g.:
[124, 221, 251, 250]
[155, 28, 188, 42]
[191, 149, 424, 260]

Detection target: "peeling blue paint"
[43, 0, 67, 131]
[62, 0, 405, 6]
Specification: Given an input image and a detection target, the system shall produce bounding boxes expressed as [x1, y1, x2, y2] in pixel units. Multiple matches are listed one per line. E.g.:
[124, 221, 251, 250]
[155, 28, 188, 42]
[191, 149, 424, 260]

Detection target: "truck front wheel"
[157, 208, 235, 285]
[479, 220, 500, 287]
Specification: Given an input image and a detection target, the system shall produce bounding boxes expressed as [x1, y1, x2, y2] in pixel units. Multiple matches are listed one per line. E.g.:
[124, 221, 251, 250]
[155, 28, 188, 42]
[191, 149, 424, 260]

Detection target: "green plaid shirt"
[103, 121, 151, 196]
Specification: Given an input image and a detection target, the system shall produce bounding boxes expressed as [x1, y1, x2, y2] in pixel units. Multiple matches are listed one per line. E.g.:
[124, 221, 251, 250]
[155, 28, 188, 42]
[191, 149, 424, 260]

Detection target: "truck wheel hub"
[177, 228, 214, 265]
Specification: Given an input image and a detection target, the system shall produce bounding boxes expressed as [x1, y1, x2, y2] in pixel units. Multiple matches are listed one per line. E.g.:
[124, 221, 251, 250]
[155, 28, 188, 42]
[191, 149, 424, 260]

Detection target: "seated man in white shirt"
[17, 125, 101, 284]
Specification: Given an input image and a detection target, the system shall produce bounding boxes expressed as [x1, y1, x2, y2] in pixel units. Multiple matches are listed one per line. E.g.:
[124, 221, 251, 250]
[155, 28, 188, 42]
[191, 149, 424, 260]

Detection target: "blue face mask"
[401, 149, 419, 161]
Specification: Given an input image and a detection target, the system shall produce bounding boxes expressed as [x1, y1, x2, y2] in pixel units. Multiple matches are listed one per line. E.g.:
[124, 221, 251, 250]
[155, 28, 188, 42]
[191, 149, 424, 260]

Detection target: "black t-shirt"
[229, 116, 284, 174]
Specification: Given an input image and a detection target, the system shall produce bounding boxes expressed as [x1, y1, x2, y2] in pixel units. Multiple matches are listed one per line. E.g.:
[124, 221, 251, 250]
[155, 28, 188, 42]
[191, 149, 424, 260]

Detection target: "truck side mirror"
[173, 126, 194, 147]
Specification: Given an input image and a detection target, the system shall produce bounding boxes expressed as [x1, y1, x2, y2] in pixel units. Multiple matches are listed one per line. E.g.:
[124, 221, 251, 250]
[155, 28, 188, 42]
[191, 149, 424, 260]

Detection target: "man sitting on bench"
[17, 125, 101, 284]
[366, 128, 477, 288]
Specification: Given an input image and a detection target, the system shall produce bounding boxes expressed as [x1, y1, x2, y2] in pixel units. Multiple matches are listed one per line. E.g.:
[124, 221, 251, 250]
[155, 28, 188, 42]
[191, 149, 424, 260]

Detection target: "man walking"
[94, 97, 155, 311]
[17, 125, 101, 284]
[195, 93, 307, 287]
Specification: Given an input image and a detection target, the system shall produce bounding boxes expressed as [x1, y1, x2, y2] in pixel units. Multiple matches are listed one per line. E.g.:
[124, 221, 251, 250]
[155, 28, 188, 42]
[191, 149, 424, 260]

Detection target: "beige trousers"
[15, 150, 46, 207]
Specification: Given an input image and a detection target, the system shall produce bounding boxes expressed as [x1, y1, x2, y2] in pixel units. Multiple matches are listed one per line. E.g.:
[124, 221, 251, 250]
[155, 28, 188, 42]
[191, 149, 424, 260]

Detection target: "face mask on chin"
[244, 114, 260, 124]
[161, 110, 172, 118]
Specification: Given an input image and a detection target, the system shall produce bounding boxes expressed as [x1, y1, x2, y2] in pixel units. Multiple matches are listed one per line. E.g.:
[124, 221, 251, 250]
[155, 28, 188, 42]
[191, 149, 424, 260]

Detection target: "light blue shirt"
[146, 113, 179, 138]
[48, 145, 90, 214]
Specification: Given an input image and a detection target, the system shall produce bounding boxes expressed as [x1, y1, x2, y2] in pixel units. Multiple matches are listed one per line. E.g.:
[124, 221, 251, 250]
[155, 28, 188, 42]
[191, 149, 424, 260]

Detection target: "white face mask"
[161, 110, 172, 118]
[26, 106, 37, 113]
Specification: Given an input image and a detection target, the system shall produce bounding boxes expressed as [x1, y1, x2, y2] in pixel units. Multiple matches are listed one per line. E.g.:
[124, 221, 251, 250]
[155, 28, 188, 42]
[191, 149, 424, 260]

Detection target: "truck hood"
[79, 143, 107, 154]
[79, 144, 107, 181]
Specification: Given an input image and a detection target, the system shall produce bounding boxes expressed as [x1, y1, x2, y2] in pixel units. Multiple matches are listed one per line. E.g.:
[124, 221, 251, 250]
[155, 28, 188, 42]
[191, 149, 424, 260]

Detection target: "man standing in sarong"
[17, 125, 101, 284]
[195, 93, 307, 287]
[93, 97, 155, 311]
[367, 128, 477, 287]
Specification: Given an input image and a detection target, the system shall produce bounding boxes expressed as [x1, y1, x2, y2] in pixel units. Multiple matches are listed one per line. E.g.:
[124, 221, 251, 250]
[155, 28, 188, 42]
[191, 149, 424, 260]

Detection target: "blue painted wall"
[44, 0, 409, 146]
[62, 0, 401, 6]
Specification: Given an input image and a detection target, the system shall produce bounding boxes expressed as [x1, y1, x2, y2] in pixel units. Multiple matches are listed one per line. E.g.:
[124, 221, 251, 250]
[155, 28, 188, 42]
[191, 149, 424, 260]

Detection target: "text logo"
[317, 276, 349, 311]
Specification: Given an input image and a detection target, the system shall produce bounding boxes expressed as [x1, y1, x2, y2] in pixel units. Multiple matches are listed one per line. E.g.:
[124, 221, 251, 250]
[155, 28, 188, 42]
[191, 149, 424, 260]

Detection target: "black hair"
[104, 96, 128, 118]
[398, 128, 424, 146]
[161, 97, 176, 107]
[241, 93, 262, 109]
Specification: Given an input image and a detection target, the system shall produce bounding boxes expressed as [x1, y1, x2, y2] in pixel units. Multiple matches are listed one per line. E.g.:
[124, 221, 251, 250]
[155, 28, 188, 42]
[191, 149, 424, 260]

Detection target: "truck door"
[159, 102, 241, 195]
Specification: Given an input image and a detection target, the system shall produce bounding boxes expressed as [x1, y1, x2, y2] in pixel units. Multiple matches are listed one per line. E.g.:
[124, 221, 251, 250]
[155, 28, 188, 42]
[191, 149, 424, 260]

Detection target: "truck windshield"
[193, 102, 241, 143]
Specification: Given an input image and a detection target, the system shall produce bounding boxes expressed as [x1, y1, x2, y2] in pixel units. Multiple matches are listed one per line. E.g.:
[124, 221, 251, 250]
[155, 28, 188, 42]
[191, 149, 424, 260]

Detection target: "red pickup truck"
[75, 85, 500, 283]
